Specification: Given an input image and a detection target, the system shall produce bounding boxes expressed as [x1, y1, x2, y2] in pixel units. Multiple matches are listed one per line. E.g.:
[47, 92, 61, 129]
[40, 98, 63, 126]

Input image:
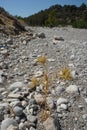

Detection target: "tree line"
[16, 3, 87, 28]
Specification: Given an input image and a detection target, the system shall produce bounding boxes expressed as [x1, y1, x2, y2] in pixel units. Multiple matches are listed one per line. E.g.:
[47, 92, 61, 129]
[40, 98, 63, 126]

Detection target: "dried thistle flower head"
[31, 77, 39, 88]
[59, 67, 72, 80]
[37, 56, 47, 66]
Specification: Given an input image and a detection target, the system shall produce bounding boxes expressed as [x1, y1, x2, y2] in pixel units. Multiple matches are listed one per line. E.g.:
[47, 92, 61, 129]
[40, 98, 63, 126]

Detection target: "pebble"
[82, 114, 87, 122]
[10, 101, 21, 107]
[84, 98, 87, 103]
[9, 82, 25, 91]
[55, 86, 65, 95]
[13, 106, 23, 116]
[60, 104, 68, 110]
[37, 32, 46, 38]
[34, 70, 43, 77]
[5, 38, 13, 45]
[30, 127, 36, 130]
[0, 103, 9, 111]
[8, 93, 23, 99]
[66, 85, 79, 94]
[43, 117, 61, 130]
[27, 115, 37, 123]
[46, 97, 55, 109]
[57, 98, 68, 106]
[19, 122, 25, 130]
[7, 125, 19, 130]
[34, 93, 45, 104]
[48, 58, 55, 62]
[28, 98, 37, 107]
[0, 111, 4, 121]
[54, 36, 64, 41]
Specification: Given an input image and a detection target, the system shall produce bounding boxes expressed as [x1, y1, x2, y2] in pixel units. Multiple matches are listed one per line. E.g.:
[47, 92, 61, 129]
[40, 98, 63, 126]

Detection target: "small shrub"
[37, 56, 47, 66]
[28, 56, 73, 122]
[30, 77, 39, 89]
[59, 67, 72, 80]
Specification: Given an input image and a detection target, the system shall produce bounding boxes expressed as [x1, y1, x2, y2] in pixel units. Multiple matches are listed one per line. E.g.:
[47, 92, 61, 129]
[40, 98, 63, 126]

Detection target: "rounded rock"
[13, 106, 23, 116]
[66, 85, 79, 94]
[1, 118, 18, 130]
[57, 98, 68, 106]
[9, 82, 24, 91]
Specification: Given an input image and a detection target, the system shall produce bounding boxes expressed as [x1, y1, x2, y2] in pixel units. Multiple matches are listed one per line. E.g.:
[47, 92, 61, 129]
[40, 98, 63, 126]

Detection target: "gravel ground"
[0, 27, 87, 130]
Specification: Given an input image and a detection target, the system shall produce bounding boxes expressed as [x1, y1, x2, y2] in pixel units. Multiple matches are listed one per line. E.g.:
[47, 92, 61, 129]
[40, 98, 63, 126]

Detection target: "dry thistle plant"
[37, 56, 51, 121]
[29, 56, 73, 122]
[59, 67, 72, 80]
[37, 56, 47, 66]
[30, 77, 39, 89]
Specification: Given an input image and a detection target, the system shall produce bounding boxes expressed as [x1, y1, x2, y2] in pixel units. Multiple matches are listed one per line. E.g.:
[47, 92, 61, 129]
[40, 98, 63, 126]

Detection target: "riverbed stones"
[0, 27, 87, 130]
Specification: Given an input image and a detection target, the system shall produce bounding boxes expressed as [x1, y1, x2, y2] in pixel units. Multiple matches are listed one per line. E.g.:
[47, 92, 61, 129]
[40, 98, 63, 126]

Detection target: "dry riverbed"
[0, 27, 87, 130]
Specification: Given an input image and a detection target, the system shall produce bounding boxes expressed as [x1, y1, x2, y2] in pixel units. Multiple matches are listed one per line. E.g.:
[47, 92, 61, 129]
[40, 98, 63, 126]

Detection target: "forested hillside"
[21, 3, 87, 28]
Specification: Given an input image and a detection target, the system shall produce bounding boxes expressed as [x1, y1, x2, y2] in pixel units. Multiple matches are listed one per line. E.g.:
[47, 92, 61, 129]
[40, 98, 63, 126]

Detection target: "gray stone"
[57, 98, 68, 106]
[82, 114, 87, 122]
[13, 106, 23, 116]
[0, 70, 5, 84]
[8, 93, 23, 99]
[60, 104, 68, 110]
[9, 82, 25, 91]
[48, 58, 55, 62]
[21, 100, 27, 107]
[7, 125, 19, 130]
[0, 103, 9, 111]
[34, 93, 45, 104]
[30, 127, 36, 130]
[54, 36, 64, 41]
[29, 99, 37, 106]
[66, 85, 79, 94]
[43, 117, 61, 130]
[1, 49, 8, 55]
[5, 38, 13, 45]
[10, 101, 21, 107]
[38, 33, 46, 38]
[27, 115, 37, 123]
[84, 98, 87, 103]
[1, 118, 18, 130]
[55, 86, 65, 95]
[46, 97, 55, 109]
[34, 70, 43, 78]
[19, 122, 25, 130]
[0, 111, 4, 121]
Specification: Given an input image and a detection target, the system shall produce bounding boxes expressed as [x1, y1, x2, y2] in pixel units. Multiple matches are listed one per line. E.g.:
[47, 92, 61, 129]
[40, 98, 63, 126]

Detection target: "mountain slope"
[0, 7, 26, 35]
